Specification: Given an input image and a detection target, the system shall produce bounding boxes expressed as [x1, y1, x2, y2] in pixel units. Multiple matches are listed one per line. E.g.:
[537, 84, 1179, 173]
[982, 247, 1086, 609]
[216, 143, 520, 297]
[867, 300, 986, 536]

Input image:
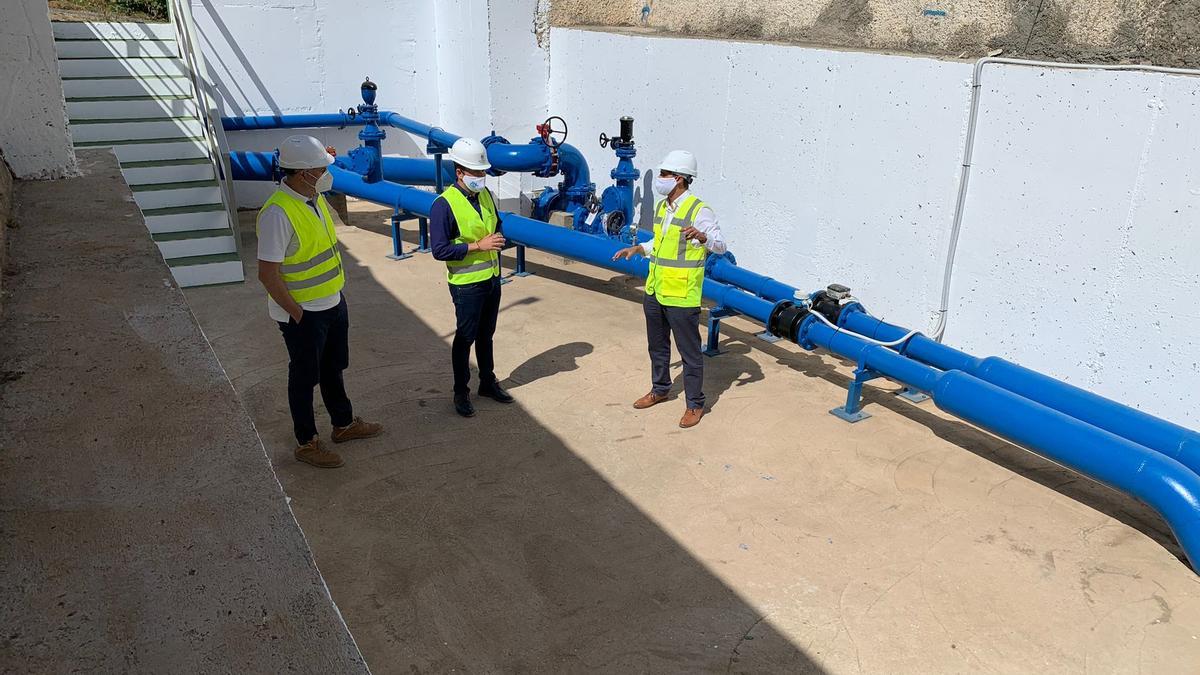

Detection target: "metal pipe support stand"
[831, 358, 877, 423]
[416, 217, 431, 253]
[386, 208, 414, 261]
[509, 245, 533, 278]
[897, 387, 930, 403]
[704, 307, 738, 357]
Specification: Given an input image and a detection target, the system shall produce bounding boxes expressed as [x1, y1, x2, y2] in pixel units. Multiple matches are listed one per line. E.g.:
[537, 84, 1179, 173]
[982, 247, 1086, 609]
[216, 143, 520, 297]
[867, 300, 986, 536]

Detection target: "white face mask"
[653, 175, 679, 196]
[296, 169, 332, 195]
[462, 173, 487, 193]
[314, 171, 334, 194]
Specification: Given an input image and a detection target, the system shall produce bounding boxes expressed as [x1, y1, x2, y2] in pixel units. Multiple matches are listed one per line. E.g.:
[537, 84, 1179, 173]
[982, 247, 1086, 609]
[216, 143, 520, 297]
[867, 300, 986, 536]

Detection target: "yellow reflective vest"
[256, 189, 345, 303]
[646, 194, 707, 307]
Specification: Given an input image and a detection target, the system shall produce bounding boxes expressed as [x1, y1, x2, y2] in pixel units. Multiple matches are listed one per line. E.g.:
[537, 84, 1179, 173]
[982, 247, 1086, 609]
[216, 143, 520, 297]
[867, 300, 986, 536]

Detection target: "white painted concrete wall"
[549, 28, 1200, 428]
[0, 0, 76, 179]
[192, 0, 442, 205]
[200, 0, 548, 207]
[952, 65, 1200, 427]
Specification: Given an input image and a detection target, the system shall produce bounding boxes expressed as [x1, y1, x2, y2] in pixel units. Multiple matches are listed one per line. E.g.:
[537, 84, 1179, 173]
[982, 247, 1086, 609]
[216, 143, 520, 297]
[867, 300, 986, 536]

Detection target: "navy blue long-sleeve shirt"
[429, 185, 504, 261]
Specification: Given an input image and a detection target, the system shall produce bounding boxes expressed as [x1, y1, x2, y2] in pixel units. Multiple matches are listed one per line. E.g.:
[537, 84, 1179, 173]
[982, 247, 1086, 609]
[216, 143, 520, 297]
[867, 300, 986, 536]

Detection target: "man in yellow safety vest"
[612, 150, 727, 428]
[430, 137, 513, 418]
[256, 134, 382, 468]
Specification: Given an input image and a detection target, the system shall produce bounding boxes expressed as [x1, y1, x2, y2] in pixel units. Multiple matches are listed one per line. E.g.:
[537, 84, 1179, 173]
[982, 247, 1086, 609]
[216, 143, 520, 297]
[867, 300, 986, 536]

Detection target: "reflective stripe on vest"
[646, 194, 707, 307]
[256, 189, 346, 303]
[439, 186, 501, 285]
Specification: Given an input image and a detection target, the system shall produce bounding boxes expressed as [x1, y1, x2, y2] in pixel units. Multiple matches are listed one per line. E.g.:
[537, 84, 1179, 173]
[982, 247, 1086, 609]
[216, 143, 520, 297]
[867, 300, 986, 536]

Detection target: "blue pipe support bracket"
[237, 158, 1200, 572]
[838, 307, 1200, 478]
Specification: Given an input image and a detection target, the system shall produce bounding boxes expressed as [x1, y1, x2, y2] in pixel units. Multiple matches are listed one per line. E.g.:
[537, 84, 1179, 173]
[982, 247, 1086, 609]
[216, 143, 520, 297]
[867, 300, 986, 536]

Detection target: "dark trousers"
[449, 276, 502, 396]
[644, 293, 705, 410]
[277, 295, 353, 444]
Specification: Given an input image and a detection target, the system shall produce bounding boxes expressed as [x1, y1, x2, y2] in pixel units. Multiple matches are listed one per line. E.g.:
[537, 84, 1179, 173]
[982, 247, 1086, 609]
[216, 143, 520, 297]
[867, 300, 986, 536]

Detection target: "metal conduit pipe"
[839, 307, 1200, 476]
[234, 151, 1200, 573]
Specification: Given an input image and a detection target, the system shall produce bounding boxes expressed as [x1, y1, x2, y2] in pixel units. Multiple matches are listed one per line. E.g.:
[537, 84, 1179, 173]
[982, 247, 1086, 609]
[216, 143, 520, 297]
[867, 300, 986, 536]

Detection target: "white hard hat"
[447, 137, 491, 171]
[278, 135, 334, 169]
[659, 149, 697, 178]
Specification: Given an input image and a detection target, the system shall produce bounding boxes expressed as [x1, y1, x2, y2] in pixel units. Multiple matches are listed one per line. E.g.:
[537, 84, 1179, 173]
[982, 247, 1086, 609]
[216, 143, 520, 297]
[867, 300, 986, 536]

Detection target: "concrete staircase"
[54, 21, 243, 287]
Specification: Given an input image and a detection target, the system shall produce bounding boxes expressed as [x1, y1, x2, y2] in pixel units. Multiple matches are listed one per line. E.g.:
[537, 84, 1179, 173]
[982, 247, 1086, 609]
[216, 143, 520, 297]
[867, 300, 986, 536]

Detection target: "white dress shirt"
[640, 189, 727, 256]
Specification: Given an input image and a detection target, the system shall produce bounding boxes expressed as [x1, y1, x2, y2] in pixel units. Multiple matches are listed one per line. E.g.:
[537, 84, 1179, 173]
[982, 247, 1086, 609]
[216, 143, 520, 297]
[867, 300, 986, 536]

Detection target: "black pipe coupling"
[768, 301, 810, 342]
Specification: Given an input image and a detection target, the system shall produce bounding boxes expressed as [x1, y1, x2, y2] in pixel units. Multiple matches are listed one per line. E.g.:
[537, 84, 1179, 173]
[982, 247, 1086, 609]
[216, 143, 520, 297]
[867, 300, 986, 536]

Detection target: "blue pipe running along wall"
[226, 115, 1200, 573]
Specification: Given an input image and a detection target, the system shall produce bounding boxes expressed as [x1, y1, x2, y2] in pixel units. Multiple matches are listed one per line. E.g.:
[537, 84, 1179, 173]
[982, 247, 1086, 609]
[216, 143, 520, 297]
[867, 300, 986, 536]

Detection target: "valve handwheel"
[537, 115, 568, 148]
[598, 132, 610, 149]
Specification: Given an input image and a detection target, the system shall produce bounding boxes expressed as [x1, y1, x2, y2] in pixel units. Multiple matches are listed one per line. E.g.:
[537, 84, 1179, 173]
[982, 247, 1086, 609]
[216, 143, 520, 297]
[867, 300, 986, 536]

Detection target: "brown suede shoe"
[295, 439, 344, 468]
[331, 417, 383, 444]
[679, 408, 705, 429]
[633, 392, 669, 409]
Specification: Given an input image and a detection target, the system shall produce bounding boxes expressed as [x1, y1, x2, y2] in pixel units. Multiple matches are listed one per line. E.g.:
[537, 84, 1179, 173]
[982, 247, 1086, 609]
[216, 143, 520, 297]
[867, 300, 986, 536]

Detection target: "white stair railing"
[168, 0, 244, 267]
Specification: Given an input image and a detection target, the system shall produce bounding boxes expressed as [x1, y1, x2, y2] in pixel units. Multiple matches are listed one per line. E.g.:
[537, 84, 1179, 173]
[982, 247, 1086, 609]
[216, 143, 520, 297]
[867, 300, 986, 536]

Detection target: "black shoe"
[478, 381, 514, 404]
[454, 394, 476, 418]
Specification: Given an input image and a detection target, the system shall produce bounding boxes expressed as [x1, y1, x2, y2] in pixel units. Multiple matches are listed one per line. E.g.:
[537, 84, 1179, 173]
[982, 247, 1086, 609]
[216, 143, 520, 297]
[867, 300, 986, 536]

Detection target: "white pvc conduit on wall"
[932, 56, 1200, 341]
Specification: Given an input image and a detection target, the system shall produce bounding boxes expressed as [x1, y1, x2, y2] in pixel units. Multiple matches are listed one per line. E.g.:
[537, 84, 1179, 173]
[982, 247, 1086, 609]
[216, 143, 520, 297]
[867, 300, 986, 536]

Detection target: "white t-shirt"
[257, 181, 342, 322]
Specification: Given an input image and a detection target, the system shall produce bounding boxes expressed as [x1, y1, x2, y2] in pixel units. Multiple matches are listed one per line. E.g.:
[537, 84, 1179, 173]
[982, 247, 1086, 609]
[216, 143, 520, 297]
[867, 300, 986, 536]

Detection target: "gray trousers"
[643, 293, 705, 410]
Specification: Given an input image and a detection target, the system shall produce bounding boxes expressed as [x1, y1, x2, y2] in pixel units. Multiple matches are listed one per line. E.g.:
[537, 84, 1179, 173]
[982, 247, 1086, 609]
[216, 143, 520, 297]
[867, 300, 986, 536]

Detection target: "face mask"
[653, 175, 678, 196]
[313, 171, 333, 194]
[463, 174, 487, 193]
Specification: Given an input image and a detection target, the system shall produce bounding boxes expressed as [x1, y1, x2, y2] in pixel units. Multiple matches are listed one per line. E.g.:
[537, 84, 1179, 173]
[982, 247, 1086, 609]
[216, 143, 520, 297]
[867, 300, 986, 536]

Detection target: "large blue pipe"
[708, 257, 799, 302]
[235, 155, 1200, 572]
[796, 316, 1200, 571]
[221, 113, 359, 131]
[224, 111, 592, 196]
[840, 308, 1200, 477]
[377, 156, 455, 187]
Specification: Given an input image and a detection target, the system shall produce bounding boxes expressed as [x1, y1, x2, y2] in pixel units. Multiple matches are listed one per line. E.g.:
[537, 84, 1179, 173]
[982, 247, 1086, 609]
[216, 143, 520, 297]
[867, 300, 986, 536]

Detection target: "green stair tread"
[153, 228, 233, 242]
[131, 179, 218, 192]
[121, 157, 210, 168]
[75, 135, 202, 147]
[71, 116, 198, 124]
[142, 203, 225, 216]
[167, 252, 241, 267]
[68, 94, 192, 102]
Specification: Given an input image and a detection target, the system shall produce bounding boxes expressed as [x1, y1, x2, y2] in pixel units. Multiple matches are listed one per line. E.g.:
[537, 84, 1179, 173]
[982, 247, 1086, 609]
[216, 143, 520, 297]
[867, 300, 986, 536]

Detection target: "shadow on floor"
[211, 213, 824, 673]
[501, 341, 595, 389]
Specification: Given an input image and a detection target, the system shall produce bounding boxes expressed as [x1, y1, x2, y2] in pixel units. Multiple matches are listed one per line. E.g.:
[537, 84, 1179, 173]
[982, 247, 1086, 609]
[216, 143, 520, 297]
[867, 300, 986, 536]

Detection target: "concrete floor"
[0, 151, 367, 673]
[186, 200, 1200, 674]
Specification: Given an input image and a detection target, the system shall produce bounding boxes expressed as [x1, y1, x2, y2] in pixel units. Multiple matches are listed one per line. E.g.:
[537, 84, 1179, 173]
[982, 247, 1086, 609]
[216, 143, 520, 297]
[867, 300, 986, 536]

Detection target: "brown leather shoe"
[679, 408, 705, 429]
[331, 417, 383, 443]
[295, 438, 344, 468]
[633, 392, 669, 409]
